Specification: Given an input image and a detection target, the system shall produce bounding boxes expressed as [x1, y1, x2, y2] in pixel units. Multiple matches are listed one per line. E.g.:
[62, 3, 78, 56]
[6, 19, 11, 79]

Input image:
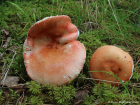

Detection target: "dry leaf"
[1, 29, 9, 36]
[74, 88, 89, 105]
[3, 37, 11, 48]
[0, 76, 19, 87]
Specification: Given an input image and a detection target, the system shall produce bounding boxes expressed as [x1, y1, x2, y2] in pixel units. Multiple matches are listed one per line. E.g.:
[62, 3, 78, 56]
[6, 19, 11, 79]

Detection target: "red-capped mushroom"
[89, 45, 134, 86]
[23, 15, 86, 86]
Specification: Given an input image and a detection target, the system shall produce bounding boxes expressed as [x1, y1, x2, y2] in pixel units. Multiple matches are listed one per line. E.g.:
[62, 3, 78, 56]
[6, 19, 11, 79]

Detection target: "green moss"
[10, 53, 30, 81]
[0, 90, 4, 105]
[92, 83, 139, 105]
[78, 31, 106, 69]
[24, 81, 76, 105]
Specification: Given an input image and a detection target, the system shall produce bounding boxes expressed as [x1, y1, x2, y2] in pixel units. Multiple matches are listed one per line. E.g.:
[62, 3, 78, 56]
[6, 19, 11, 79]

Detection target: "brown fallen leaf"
[1, 29, 9, 36]
[0, 76, 19, 87]
[3, 37, 11, 48]
[74, 88, 89, 105]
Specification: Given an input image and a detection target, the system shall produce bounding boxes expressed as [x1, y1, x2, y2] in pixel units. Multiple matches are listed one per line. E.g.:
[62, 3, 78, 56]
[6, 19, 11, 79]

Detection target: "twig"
[135, 59, 140, 66]
[2, 51, 17, 87]
[2, 60, 6, 74]
[80, 77, 140, 85]
[20, 91, 25, 104]
[16, 91, 25, 105]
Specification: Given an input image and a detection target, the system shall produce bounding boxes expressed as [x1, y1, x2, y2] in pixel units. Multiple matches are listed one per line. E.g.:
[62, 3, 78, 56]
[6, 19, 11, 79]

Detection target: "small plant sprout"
[89, 45, 134, 86]
[23, 15, 86, 86]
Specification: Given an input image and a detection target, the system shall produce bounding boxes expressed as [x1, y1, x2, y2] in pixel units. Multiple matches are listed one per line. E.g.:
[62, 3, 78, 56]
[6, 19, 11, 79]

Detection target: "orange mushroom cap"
[23, 15, 86, 86]
[89, 45, 134, 86]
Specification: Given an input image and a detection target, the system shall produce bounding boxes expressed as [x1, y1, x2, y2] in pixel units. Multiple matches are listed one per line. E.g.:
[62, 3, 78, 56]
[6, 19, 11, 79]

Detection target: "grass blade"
[7, 1, 32, 25]
[89, 71, 130, 94]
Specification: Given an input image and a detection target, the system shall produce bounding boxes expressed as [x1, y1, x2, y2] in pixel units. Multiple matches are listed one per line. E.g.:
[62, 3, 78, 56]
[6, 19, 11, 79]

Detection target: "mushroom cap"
[23, 15, 86, 86]
[89, 45, 133, 86]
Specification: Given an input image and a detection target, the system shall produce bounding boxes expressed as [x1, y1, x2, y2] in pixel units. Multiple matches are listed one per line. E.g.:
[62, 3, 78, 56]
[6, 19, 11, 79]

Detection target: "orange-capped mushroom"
[23, 15, 86, 86]
[89, 45, 133, 86]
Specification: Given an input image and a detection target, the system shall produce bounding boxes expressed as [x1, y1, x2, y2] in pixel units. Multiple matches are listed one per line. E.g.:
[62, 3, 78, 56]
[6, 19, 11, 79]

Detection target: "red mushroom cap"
[89, 45, 133, 86]
[23, 15, 86, 86]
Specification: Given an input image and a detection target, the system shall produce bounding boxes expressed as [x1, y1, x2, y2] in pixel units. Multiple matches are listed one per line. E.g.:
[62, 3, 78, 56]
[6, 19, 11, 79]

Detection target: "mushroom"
[89, 45, 134, 86]
[23, 15, 86, 86]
